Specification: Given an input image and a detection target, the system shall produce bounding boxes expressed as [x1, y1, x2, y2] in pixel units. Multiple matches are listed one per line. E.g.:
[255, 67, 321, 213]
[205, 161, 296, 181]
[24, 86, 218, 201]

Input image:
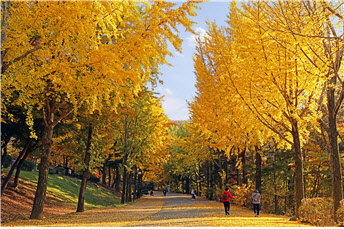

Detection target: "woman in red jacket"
[222, 186, 235, 215]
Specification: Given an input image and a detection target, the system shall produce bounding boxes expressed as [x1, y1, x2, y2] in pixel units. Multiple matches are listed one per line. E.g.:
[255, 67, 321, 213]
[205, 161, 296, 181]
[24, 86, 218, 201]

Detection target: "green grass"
[3, 168, 121, 209]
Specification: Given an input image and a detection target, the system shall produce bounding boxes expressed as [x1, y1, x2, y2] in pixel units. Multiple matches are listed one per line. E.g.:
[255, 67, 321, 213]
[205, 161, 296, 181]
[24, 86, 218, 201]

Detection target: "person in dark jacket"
[251, 189, 261, 217]
[222, 186, 235, 215]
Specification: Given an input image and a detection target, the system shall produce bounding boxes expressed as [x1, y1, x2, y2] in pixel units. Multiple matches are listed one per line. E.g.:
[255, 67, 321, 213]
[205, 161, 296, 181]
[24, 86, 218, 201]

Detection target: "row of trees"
[163, 122, 337, 216]
[1, 0, 199, 219]
[163, 0, 344, 222]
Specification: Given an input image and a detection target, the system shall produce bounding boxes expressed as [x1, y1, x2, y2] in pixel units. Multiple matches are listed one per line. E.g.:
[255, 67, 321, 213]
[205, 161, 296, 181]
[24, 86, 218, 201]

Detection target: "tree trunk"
[241, 148, 247, 185]
[225, 157, 228, 185]
[1, 136, 11, 172]
[327, 75, 343, 221]
[255, 149, 262, 192]
[76, 124, 93, 213]
[13, 149, 31, 188]
[207, 162, 210, 188]
[121, 166, 127, 204]
[30, 115, 54, 219]
[115, 165, 120, 192]
[102, 165, 106, 185]
[133, 167, 137, 200]
[209, 162, 213, 187]
[291, 120, 304, 218]
[64, 156, 69, 176]
[186, 177, 190, 194]
[108, 166, 112, 187]
[1, 138, 32, 195]
[0, 0, 10, 72]
[127, 172, 132, 202]
[137, 171, 142, 199]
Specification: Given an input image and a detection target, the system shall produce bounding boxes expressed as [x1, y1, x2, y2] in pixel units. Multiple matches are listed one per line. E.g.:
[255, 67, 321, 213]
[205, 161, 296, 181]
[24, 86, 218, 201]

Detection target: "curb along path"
[2, 192, 312, 227]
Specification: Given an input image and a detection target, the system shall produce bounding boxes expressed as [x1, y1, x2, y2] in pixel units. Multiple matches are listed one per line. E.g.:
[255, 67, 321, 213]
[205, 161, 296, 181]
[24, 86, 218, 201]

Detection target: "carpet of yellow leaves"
[2, 192, 313, 227]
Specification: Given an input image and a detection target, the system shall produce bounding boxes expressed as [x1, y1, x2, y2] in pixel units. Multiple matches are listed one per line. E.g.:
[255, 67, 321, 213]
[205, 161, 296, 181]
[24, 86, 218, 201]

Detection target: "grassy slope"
[2, 168, 121, 209]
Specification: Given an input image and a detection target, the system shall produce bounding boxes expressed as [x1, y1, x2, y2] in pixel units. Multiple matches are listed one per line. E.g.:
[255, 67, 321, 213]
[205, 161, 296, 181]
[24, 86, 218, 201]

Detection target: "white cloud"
[161, 97, 190, 120]
[175, 52, 185, 58]
[186, 27, 209, 47]
[156, 86, 173, 95]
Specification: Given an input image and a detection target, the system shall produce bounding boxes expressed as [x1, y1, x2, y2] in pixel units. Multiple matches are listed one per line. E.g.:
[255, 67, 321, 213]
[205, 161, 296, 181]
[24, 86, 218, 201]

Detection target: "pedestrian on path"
[191, 189, 196, 200]
[222, 186, 235, 215]
[251, 189, 261, 217]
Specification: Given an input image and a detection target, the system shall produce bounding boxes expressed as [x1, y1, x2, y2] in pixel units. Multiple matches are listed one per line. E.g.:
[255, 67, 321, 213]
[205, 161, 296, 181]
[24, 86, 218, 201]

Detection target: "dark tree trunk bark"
[292, 120, 305, 218]
[1, 136, 11, 172]
[133, 167, 137, 200]
[291, 120, 304, 218]
[241, 148, 247, 185]
[76, 124, 93, 213]
[121, 166, 127, 204]
[210, 162, 213, 187]
[0, 0, 10, 72]
[115, 164, 120, 192]
[13, 149, 31, 188]
[127, 172, 132, 202]
[225, 157, 228, 185]
[102, 165, 106, 185]
[207, 162, 210, 188]
[30, 84, 73, 219]
[64, 156, 69, 176]
[326, 75, 343, 221]
[137, 171, 142, 199]
[30, 112, 54, 219]
[108, 166, 112, 187]
[186, 177, 190, 194]
[1, 138, 32, 195]
[255, 148, 262, 192]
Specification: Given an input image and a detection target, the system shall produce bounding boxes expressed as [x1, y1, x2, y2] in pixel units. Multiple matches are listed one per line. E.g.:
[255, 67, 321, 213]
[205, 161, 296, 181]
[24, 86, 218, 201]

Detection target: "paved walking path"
[2, 192, 312, 227]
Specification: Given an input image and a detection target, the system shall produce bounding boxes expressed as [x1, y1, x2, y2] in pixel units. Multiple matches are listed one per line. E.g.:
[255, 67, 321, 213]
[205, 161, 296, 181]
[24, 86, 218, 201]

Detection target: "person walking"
[191, 189, 196, 200]
[251, 189, 261, 217]
[222, 187, 235, 215]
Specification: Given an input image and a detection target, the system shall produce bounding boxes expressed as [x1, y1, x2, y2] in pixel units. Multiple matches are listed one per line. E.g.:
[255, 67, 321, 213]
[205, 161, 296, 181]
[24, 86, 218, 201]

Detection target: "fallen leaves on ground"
[2, 192, 313, 227]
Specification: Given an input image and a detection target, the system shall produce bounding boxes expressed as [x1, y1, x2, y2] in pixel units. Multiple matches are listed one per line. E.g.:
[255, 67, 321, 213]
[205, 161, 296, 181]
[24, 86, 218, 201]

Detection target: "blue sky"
[155, 1, 231, 120]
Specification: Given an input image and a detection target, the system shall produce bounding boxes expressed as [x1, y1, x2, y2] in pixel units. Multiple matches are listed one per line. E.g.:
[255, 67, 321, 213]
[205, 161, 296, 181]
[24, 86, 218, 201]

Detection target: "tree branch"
[1, 45, 42, 74]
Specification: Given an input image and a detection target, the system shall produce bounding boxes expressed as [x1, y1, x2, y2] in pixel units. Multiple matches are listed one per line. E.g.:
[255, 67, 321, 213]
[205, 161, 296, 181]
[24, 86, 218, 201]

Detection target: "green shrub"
[89, 175, 100, 183]
[299, 198, 335, 226]
[205, 187, 216, 200]
[2, 154, 13, 168]
[141, 189, 149, 195]
[336, 199, 344, 224]
[22, 160, 35, 171]
[48, 167, 57, 175]
[56, 167, 66, 175]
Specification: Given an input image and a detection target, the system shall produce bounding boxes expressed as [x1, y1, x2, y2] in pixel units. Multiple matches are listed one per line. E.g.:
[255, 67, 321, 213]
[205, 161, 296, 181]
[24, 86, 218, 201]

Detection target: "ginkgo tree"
[1, 1, 198, 219]
[109, 87, 171, 204]
[189, 0, 342, 218]
[252, 1, 344, 220]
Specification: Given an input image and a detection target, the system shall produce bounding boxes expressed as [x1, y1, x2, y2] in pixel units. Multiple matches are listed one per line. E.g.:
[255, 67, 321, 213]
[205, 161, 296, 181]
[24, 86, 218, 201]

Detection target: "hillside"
[1, 169, 121, 223]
